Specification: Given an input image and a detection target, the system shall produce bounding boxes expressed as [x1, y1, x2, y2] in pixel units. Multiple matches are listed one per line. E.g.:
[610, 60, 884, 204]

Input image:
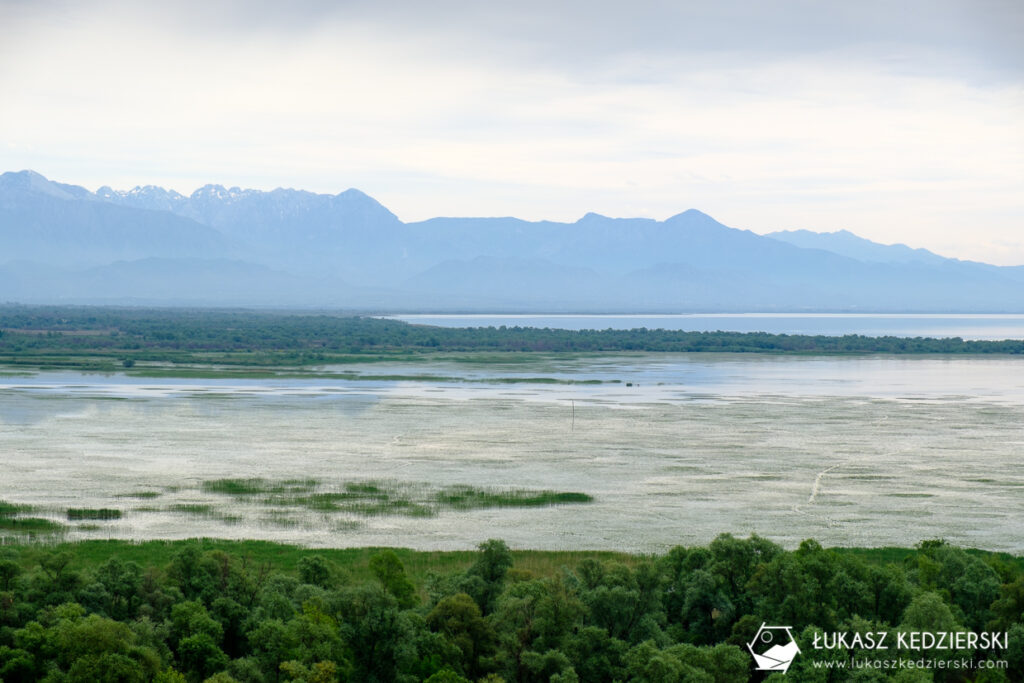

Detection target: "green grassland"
[2, 538, 641, 585]
[4, 536, 1019, 587]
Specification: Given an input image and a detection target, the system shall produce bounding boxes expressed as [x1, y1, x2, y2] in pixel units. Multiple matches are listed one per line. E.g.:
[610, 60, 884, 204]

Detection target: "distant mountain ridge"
[767, 228, 950, 266]
[1, 169, 1022, 311]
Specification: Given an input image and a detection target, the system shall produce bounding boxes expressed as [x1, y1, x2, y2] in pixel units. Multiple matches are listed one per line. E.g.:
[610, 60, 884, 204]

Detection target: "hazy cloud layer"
[2, 0, 1022, 263]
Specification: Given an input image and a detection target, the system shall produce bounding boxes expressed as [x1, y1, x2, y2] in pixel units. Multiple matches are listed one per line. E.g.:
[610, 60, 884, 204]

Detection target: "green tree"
[370, 550, 418, 609]
[624, 640, 708, 683]
[0, 645, 36, 683]
[427, 592, 495, 678]
[423, 668, 472, 683]
[665, 642, 749, 683]
[990, 575, 1024, 631]
[677, 569, 731, 644]
[336, 584, 415, 683]
[578, 560, 665, 644]
[177, 633, 230, 682]
[279, 660, 337, 683]
[461, 539, 513, 616]
[296, 556, 333, 590]
[247, 618, 298, 682]
[562, 626, 627, 683]
[169, 600, 223, 649]
[286, 601, 347, 670]
[0, 558, 22, 591]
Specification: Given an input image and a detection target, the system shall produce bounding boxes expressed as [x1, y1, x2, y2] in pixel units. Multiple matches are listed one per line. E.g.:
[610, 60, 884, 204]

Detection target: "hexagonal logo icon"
[747, 623, 801, 673]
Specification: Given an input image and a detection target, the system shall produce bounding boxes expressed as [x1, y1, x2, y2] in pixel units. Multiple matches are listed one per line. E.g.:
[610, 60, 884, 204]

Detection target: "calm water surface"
[2, 354, 1022, 551]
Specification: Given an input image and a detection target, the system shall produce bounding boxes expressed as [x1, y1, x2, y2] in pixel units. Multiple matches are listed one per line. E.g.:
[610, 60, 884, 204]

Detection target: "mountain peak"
[663, 209, 731, 233]
[191, 184, 229, 200]
[576, 212, 611, 223]
[330, 188, 400, 223]
[665, 208, 715, 222]
[337, 188, 372, 200]
[0, 169, 78, 200]
[9, 169, 48, 182]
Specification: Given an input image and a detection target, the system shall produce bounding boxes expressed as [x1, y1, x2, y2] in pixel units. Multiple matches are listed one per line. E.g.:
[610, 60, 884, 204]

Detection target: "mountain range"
[2, 169, 1022, 311]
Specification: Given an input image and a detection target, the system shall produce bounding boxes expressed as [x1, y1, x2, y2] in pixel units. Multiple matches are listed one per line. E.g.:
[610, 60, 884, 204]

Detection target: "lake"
[385, 313, 1024, 341]
[3, 354, 1022, 552]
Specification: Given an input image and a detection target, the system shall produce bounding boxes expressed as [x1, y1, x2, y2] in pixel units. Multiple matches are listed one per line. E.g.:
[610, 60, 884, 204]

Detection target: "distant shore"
[2, 305, 1023, 374]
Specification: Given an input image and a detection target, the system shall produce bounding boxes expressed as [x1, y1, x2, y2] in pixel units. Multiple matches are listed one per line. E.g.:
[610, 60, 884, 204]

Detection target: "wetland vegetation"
[0, 480, 594, 546]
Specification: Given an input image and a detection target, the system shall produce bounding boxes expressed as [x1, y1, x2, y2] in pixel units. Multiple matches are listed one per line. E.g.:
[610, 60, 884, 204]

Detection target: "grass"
[0, 500, 64, 535]
[0, 480, 593, 536]
[0, 538, 644, 584]
[434, 486, 594, 509]
[261, 510, 305, 528]
[0, 517, 64, 533]
[66, 508, 122, 521]
[235, 479, 594, 518]
[168, 504, 242, 525]
[169, 504, 216, 515]
[202, 478, 319, 496]
[0, 500, 34, 517]
[3, 536, 1015, 591]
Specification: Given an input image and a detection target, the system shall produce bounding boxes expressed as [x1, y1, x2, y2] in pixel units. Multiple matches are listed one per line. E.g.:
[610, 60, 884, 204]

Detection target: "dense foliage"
[0, 537, 1021, 682]
[1, 306, 1022, 372]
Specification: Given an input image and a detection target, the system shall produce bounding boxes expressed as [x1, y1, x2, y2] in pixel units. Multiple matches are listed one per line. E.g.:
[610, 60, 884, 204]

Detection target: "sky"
[1, 0, 1022, 264]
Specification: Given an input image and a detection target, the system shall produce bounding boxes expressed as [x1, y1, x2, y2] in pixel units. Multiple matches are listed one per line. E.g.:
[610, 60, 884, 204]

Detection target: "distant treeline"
[1, 306, 1023, 368]
[0, 536, 1020, 682]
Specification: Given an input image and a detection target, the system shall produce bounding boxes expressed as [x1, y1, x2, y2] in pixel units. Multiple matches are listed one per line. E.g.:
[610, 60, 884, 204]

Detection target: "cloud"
[0, 0, 1022, 263]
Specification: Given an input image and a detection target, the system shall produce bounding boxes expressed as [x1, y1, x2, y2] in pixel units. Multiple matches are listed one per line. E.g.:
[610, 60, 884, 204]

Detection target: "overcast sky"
[2, 0, 1022, 263]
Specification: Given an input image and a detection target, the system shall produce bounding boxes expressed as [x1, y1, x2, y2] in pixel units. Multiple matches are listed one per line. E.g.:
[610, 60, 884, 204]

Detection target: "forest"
[0, 536, 1021, 682]
[1, 306, 1023, 373]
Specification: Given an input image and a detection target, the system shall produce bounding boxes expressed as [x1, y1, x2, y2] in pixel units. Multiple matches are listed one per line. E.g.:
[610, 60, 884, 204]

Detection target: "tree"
[296, 556, 333, 590]
[286, 601, 347, 669]
[247, 618, 298, 681]
[462, 540, 513, 615]
[427, 593, 495, 679]
[578, 561, 665, 644]
[176, 633, 229, 682]
[665, 643, 749, 683]
[423, 669, 472, 683]
[279, 660, 338, 683]
[370, 550, 418, 609]
[624, 640, 703, 683]
[562, 626, 627, 683]
[677, 569, 731, 644]
[94, 558, 143, 621]
[0, 559, 22, 591]
[169, 600, 223, 649]
[990, 575, 1024, 630]
[336, 585, 416, 682]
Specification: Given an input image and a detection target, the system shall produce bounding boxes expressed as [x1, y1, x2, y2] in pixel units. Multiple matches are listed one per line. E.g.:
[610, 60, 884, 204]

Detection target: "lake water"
[2, 354, 1023, 552]
[385, 313, 1024, 341]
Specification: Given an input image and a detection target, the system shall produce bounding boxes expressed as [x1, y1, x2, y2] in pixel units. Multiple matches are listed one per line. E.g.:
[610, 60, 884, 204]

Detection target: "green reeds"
[66, 508, 122, 521]
[0, 500, 63, 533]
